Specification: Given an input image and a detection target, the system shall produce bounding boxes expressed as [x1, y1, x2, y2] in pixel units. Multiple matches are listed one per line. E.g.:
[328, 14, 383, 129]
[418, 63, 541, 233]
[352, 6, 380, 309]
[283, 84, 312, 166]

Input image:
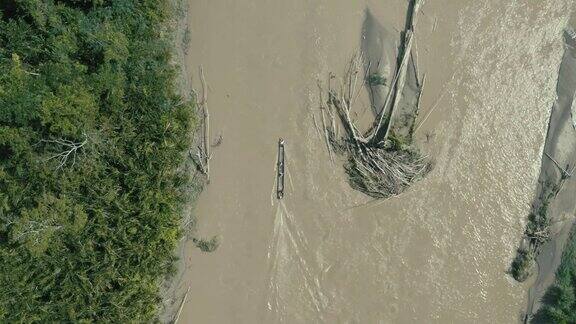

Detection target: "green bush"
[0, 0, 194, 321]
[510, 247, 534, 282]
[534, 226, 576, 323]
[193, 236, 220, 253]
[366, 73, 387, 86]
[511, 181, 557, 282]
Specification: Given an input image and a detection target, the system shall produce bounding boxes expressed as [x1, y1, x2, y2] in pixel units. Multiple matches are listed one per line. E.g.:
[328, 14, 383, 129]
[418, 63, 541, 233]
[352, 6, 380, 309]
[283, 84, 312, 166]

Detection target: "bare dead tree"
[12, 219, 62, 244]
[43, 134, 88, 170]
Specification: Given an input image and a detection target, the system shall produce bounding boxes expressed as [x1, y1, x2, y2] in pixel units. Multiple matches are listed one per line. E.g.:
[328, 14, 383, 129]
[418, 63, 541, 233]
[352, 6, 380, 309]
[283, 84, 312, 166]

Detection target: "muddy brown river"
[171, 0, 574, 322]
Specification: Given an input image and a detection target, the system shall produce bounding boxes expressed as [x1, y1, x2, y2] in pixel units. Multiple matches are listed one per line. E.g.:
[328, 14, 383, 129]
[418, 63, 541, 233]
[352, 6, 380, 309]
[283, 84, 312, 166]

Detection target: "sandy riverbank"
[524, 23, 576, 321]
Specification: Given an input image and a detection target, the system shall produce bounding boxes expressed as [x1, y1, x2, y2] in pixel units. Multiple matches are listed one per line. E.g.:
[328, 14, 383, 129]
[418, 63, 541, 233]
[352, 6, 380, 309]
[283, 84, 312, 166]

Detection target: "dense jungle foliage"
[0, 0, 193, 321]
[534, 226, 576, 323]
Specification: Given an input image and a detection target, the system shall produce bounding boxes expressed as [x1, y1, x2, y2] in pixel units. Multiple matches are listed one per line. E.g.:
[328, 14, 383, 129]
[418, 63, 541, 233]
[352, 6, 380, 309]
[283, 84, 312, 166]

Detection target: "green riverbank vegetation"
[509, 170, 571, 283]
[533, 225, 576, 323]
[0, 0, 195, 321]
[510, 180, 559, 282]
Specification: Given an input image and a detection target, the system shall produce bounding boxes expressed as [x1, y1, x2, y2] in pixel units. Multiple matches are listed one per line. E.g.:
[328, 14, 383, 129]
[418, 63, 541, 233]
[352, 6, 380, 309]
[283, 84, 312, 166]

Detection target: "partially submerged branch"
[173, 285, 190, 324]
[192, 65, 219, 183]
[199, 66, 211, 182]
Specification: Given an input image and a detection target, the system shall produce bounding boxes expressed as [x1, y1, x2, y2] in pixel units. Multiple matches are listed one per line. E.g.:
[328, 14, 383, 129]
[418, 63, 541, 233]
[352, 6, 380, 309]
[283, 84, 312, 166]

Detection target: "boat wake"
[264, 200, 327, 322]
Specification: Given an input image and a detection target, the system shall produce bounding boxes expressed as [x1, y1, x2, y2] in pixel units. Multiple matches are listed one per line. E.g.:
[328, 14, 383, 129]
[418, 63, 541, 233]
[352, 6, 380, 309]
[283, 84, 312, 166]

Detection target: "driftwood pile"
[318, 0, 430, 199]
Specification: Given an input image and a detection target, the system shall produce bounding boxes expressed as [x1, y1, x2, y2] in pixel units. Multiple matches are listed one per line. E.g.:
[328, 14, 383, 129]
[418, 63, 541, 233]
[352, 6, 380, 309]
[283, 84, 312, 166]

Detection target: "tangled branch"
[315, 0, 430, 199]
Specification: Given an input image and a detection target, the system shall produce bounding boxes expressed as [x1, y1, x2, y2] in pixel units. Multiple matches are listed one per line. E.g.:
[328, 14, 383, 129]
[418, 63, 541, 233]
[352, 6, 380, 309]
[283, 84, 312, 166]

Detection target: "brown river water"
[171, 0, 574, 323]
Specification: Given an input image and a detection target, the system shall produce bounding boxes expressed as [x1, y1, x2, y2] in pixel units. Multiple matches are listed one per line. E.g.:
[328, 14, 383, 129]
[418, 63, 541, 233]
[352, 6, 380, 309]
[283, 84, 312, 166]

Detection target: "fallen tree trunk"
[368, 0, 421, 144]
[369, 30, 414, 144]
